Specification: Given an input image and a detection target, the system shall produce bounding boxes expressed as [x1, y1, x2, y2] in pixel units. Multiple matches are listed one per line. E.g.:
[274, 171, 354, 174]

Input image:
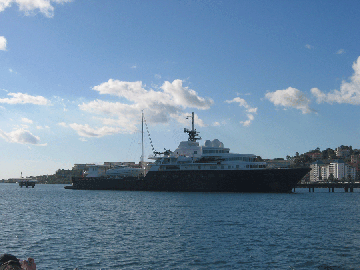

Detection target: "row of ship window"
[202, 150, 230, 154]
[226, 157, 255, 162]
[162, 164, 266, 170]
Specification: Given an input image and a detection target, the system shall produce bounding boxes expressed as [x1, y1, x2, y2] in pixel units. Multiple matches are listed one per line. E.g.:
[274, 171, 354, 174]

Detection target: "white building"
[310, 160, 324, 182]
[311, 159, 357, 182]
[335, 147, 351, 158]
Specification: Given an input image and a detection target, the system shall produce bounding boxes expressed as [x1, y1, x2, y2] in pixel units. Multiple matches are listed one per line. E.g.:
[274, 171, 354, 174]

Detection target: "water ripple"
[1, 185, 360, 269]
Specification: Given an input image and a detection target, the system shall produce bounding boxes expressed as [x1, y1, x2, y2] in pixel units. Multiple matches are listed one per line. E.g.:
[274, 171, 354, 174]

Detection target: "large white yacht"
[66, 112, 310, 192]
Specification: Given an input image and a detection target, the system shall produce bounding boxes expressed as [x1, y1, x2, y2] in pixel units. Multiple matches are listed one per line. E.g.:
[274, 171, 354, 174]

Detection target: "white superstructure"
[106, 165, 144, 178]
[148, 112, 266, 172]
[84, 164, 144, 178]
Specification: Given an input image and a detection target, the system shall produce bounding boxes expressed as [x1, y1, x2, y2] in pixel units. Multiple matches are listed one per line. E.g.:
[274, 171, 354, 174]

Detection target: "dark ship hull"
[65, 167, 310, 193]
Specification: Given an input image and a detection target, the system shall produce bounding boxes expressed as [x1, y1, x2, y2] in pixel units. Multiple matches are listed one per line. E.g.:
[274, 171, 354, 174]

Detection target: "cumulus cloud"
[265, 87, 314, 114]
[161, 80, 213, 109]
[226, 97, 257, 113]
[0, 128, 46, 145]
[68, 123, 124, 138]
[0, 0, 72, 17]
[241, 114, 254, 127]
[36, 125, 49, 129]
[57, 122, 67, 127]
[78, 100, 140, 133]
[0, 92, 50, 105]
[92, 79, 213, 110]
[21, 117, 33, 124]
[311, 56, 360, 105]
[225, 97, 258, 126]
[0, 36, 6, 50]
[73, 79, 213, 137]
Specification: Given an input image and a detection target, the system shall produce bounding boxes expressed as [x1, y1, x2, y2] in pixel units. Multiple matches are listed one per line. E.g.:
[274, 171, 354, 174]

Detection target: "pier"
[18, 179, 36, 188]
[295, 182, 360, 192]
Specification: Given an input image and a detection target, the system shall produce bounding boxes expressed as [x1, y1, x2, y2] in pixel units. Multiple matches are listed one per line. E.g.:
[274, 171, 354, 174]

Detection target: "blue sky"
[0, 0, 359, 179]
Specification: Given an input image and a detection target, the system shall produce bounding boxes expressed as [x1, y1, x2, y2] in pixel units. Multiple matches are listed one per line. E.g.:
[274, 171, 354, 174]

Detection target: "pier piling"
[297, 182, 359, 193]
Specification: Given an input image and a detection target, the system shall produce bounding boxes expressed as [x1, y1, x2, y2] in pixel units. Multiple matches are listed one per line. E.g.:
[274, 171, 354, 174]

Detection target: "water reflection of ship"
[65, 112, 310, 192]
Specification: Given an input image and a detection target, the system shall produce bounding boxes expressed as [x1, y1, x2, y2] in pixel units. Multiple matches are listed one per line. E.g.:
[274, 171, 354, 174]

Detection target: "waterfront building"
[309, 160, 325, 182]
[310, 159, 357, 182]
[320, 160, 356, 182]
[350, 154, 360, 180]
[72, 163, 96, 171]
[351, 154, 360, 164]
[335, 146, 351, 158]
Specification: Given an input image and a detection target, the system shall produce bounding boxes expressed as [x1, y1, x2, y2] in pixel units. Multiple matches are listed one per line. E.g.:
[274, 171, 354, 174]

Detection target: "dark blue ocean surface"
[1, 184, 360, 270]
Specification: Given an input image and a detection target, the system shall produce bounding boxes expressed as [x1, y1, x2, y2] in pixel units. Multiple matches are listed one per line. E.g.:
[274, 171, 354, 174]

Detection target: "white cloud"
[36, 125, 49, 129]
[0, 0, 72, 17]
[311, 56, 360, 105]
[81, 100, 137, 116]
[0, 36, 6, 50]
[0, 92, 50, 105]
[68, 123, 123, 138]
[0, 1, 11, 12]
[225, 97, 258, 126]
[92, 79, 213, 110]
[22, 117, 33, 124]
[161, 80, 213, 109]
[0, 128, 46, 145]
[225, 97, 257, 113]
[241, 114, 254, 127]
[336, 49, 345, 55]
[73, 79, 213, 137]
[57, 122, 67, 127]
[212, 121, 220, 126]
[265, 87, 314, 114]
[305, 44, 314, 49]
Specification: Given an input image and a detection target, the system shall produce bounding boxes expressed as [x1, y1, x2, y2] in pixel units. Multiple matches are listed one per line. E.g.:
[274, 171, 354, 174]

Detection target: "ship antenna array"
[184, 112, 201, 142]
[143, 113, 157, 155]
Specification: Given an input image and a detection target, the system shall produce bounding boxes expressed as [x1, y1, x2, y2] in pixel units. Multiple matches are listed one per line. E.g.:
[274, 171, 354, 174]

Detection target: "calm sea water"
[1, 184, 360, 270]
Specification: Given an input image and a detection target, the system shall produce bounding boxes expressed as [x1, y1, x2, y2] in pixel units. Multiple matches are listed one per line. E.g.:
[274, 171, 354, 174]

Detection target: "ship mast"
[184, 112, 201, 142]
[141, 110, 144, 165]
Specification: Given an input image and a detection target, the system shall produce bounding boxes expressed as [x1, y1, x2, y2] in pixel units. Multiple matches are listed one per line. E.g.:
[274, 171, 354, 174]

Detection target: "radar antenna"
[184, 112, 201, 142]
